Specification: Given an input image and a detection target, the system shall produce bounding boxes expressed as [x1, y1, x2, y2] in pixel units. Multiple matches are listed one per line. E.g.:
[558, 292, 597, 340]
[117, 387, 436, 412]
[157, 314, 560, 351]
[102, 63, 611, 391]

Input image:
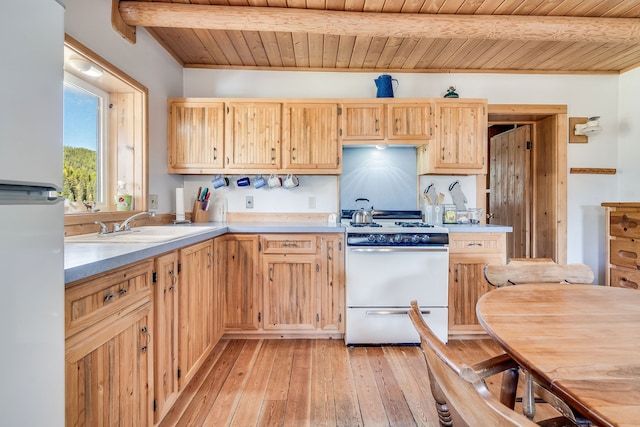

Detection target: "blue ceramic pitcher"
[374, 74, 398, 98]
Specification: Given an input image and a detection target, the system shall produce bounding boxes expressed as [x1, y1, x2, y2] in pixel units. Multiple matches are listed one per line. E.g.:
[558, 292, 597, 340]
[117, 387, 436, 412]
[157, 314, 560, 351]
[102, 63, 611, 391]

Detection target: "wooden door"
[215, 234, 261, 330]
[168, 100, 225, 173]
[65, 303, 153, 427]
[319, 235, 344, 332]
[225, 102, 281, 169]
[433, 100, 487, 173]
[387, 103, 432, 141]
[154, 251, 179, 422]
[340, 103, 385, 141]
[178, 240, 215, 388]
[262, 254, 317, 330]
[282, 102, 340, 171]
[489, 125, 531, 259]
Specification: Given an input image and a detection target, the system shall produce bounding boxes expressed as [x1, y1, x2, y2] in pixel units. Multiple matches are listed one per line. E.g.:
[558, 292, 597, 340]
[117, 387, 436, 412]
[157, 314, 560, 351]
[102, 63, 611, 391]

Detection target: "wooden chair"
[408, 300, 578, 426]
[484, 258, 594, 287]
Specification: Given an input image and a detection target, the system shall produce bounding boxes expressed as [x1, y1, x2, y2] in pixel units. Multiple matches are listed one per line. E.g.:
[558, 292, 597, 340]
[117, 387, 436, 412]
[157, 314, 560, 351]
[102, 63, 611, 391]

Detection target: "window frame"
[63, 34, 149, 231]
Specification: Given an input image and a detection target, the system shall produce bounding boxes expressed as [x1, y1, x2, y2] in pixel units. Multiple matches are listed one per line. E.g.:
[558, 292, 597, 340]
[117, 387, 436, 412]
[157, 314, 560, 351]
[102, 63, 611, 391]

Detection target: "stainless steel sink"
[65, 225, 215, 243]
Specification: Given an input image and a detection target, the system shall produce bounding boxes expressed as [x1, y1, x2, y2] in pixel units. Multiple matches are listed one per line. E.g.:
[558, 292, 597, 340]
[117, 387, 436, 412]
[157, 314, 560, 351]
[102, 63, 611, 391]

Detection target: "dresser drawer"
[65, 259, 153, 338]
[610, 212, 640, 239]
[261, 234, 318, 254]
[610, 267, 640, 290]
[610, 239, 640, 270]
[448, 233, 505, 254]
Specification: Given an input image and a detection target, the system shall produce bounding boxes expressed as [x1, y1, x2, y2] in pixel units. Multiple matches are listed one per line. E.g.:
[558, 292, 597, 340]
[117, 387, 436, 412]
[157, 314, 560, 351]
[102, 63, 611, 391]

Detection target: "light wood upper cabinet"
[387, 103, 432, 141]
[168, 100, 225, 173]
[178, 240, 215, 389]
[282, 102, 341, 172]
[154, 251, 180, 423]
[340, 103, 385, 141]
[225, 102, 281, 170]
[418, 99, 488, 175]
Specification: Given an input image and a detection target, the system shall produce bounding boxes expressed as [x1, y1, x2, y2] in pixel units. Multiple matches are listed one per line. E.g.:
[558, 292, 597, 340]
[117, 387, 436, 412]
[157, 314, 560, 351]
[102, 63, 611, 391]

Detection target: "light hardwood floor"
[159, 338, 514, 427]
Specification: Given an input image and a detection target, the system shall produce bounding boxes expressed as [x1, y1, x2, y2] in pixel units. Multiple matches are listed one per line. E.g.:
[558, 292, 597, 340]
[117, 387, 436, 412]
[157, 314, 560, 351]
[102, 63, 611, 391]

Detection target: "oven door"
[346, 246, 449, 307]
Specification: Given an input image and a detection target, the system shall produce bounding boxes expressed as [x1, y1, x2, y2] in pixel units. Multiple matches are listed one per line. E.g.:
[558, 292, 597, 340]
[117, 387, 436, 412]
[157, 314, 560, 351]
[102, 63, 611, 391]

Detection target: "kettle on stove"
[351, 198, 374, 224]
[374, 74, 398, 98]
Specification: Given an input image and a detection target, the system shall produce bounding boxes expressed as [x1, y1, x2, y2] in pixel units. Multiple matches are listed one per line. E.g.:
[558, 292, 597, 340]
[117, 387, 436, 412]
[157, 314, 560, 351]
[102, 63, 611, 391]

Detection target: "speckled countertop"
[64, 221, 512, 284]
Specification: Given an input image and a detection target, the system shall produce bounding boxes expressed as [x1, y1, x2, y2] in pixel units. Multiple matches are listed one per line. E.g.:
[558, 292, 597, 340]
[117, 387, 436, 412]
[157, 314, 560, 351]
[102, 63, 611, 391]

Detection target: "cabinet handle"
[467, 242, 483, 247]
[271, 148, 276, 163]
[213, 147, 217, 160]
[141, 326, 151, 353]
[169, 270, 177, 291]
[118, 288, 127, 295]
[619, 277, 639, 289]
[442, 146, 445, 160]
[208, 251, 212, 268]
[395, 118, 399, 132]
[103, 293, 114, 303]
[292, 147, 296, 161]
[375, 119, 379, 133]
[617, 249, 638, 260]
[269, 267, 273, 282]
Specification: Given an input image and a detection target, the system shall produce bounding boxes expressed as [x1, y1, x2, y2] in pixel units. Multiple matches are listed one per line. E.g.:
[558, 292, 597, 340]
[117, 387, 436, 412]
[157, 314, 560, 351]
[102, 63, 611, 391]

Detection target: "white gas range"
[342, 210, 449, 345]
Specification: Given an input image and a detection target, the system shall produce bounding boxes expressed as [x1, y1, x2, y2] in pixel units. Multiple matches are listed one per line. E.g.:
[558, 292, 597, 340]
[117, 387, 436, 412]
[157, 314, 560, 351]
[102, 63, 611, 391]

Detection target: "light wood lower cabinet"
[448, 232, 506, 338]
[178, 240, 216, 389]
[603, 203, 640, 289]
[215, 234, 262, 330]
[153, 251, 179, 422]
[318, 235, 345, 332]
[65, 259, 154, 426]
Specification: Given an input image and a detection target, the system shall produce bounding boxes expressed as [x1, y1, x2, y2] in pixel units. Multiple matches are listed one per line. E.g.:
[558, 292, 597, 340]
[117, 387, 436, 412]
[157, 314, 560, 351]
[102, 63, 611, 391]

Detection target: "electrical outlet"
[246, 196, 254, 209]
[308, 196, 316, 209]
[149, 194, 158, 210]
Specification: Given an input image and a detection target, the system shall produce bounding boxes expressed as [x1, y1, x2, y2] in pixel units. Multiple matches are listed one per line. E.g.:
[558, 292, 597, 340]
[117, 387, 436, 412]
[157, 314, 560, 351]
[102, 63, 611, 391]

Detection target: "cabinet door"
[282, 102, 341, 171]
[263, 254, 317, 330]
[340, 103, 385, 141]
[319, 235, 345, 332]
[66, 302, 153, 427]
[215, 234, 261, 330]
[387, 103, 432, 141]
[154, 252, 179, 422]
[178, 240, 215, 388]
[431, 100, 487, 173]
[225, 102, 281, 169]
[168, 100, 225, 173]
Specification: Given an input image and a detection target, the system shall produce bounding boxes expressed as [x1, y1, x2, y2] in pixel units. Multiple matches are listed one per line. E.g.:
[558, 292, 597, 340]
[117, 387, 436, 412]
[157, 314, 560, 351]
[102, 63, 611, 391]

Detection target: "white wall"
[63, 0, 184, 213]
[184, 69, 621, 281]
[619, 66, 640, 201]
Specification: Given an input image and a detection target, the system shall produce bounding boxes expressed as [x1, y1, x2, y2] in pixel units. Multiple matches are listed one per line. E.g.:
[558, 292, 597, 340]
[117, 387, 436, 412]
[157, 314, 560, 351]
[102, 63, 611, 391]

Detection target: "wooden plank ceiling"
[115, 0, 640, 74]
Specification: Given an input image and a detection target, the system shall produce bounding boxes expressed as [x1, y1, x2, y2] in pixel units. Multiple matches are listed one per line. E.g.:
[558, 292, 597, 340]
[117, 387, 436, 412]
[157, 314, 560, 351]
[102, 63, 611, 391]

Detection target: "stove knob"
[367, 234, 376, 242]
[411, 235, 421, 244]
[377, 234, 387, 243]
[392, 234, 403, 244]
[421, 235, 430, 243]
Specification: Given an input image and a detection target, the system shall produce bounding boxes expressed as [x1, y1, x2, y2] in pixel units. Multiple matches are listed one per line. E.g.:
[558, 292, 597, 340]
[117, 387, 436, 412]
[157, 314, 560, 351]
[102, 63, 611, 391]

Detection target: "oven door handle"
[348, 247, 448, 253]
[366, 309, 431, 315]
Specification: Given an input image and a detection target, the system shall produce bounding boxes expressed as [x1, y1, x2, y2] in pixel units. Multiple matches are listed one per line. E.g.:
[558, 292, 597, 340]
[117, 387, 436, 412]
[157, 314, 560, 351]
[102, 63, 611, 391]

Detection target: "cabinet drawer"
[610, 239, 640, 270]
[610, 267, 640, 290]
[261, 234, 318, 254]
[448, 233, 505, 254]
[609, 212, 640, 239]
[65, 259, 153, 338]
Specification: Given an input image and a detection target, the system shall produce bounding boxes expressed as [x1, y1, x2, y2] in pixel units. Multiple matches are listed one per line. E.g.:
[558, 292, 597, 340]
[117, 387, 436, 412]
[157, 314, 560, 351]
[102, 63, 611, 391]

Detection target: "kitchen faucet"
[113, 211, 156, 233]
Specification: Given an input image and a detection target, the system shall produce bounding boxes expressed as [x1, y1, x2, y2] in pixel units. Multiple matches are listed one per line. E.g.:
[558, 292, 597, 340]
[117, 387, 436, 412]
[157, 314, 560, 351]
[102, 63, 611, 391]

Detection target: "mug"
[267, 174, 282, 188]
[283, 174, 299, 189]
[254, 175, 266, 189]
[212, 175, 229, 189]
[236, 176, 250, 187]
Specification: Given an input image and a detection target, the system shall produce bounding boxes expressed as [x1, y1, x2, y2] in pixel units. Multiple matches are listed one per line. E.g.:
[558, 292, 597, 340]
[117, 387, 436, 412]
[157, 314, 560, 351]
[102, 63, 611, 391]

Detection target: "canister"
[443, 204, 457, 224]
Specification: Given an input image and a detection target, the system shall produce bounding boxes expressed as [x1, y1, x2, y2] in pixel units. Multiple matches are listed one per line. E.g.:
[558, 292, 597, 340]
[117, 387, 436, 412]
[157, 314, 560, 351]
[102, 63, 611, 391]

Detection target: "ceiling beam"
[118, 1, 640, 44]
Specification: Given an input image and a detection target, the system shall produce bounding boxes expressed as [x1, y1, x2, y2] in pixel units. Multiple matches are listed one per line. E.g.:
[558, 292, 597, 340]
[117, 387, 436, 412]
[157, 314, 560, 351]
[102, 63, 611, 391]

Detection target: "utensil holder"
[192, 200, 209, 223]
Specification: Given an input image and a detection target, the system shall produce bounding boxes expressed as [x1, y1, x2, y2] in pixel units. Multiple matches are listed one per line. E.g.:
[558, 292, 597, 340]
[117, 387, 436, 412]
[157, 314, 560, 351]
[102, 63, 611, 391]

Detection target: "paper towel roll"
[176, 188, 185, 221]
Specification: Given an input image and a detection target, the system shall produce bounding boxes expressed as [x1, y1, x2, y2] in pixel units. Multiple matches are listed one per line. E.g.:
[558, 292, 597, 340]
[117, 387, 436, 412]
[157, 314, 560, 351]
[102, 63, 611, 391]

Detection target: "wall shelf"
[569, 168, 616, 175]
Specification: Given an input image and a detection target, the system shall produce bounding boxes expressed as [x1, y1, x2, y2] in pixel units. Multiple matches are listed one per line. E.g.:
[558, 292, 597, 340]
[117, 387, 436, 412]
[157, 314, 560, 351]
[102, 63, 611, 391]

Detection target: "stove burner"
[394, 221, 434, 228]
[349, 222, 382, 228]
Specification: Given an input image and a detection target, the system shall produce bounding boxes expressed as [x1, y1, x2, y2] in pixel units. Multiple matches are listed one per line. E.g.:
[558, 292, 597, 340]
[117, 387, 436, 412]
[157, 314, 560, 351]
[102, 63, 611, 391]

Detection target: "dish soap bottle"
[114, 180, 132, 211]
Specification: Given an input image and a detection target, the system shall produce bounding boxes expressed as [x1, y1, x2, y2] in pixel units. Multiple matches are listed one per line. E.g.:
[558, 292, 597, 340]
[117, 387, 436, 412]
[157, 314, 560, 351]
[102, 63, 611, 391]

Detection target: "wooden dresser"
[602, 202, 640, 289]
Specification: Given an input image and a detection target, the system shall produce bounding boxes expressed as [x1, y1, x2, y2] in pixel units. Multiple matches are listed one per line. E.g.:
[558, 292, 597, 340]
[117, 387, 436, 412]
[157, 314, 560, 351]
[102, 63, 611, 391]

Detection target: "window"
[63, 73, 108, 208]
[63, 35, 148, 225]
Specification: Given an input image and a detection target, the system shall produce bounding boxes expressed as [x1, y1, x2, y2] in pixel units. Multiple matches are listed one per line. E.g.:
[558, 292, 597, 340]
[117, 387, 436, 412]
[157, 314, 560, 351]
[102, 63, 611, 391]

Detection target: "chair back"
[484, 258, 594, 287]
[408, 301, 538, 426]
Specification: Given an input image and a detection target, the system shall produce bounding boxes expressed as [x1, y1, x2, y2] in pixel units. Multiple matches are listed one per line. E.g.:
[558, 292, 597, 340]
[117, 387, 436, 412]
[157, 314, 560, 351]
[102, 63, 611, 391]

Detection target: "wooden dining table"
[476, 283, 640, 427]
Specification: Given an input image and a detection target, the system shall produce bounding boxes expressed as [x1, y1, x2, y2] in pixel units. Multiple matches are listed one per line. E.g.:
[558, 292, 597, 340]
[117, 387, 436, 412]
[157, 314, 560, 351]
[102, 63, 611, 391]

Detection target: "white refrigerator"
[0, 1, 65, 426]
